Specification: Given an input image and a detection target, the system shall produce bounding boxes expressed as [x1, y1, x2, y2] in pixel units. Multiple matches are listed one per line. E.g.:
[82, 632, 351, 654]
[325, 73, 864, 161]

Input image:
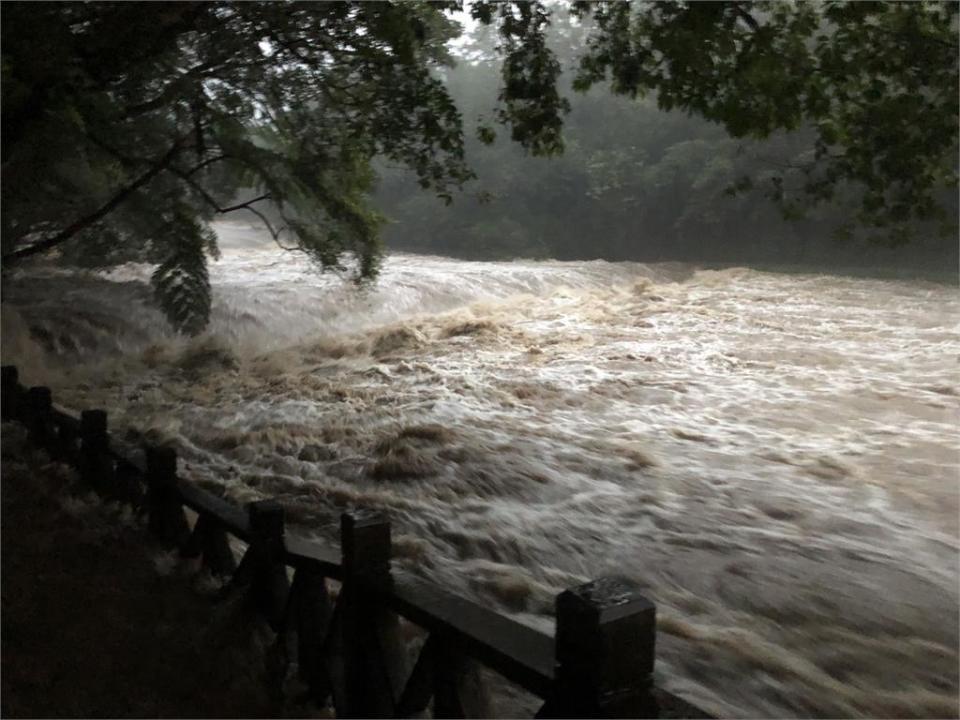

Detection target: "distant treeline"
[374, 22, 957, 271]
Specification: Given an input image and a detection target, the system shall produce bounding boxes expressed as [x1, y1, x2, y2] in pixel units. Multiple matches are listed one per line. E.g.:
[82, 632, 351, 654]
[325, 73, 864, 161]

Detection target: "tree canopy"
[377, 3, 957, 266]
[2, 1, 956, 332]
[3, 2, 472, 332]
[482, 0, 958, 235]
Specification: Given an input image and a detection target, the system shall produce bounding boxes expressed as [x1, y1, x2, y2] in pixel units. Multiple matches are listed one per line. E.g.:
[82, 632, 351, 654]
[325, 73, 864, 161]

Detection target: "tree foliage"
[2, 1, 473, 331]
[377, 5, 957, 267]
[568, 0, 959, 233]
[2, 1, 957, 332]
[469, 0, 957, 236]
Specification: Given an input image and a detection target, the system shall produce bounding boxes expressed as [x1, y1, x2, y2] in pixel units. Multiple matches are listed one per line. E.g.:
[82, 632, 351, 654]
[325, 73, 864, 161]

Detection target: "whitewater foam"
[2, 222, 958, 717]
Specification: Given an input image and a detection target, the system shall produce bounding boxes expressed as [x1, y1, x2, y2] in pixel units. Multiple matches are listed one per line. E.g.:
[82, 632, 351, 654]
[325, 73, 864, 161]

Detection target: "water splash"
[3, 222, 958, 718]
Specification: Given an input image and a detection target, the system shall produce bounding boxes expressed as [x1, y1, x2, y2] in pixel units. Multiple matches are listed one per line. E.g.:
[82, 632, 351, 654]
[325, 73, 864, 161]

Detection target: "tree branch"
[186, 153, 230, 177]
[218, 194, 272, 214]
[122, 53, 263, 119]
[3, 135, 188, 264]
[731, 3, 760, 33]
[248, 207, 300, 252]
[166, 166, 295, 248]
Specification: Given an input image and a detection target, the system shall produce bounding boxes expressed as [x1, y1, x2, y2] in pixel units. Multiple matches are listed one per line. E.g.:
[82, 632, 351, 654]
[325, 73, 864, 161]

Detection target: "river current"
[3, 222, 958, 718]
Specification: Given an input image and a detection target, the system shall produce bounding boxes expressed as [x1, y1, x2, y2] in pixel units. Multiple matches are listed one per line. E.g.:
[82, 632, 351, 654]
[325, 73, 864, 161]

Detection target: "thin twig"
[166, 166, 294, 247]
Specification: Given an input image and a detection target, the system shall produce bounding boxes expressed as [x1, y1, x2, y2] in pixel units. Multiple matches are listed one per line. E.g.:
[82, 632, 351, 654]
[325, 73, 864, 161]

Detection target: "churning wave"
[3, 222, 958, 718]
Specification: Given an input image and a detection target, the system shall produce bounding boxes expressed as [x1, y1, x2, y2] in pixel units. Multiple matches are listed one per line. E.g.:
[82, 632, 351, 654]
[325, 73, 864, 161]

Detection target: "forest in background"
[3, 2, 957, 336]
[374, 14, 958, 270]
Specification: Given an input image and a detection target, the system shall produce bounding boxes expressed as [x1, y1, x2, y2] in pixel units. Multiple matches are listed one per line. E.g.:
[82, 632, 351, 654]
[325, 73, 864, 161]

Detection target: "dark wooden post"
[182, 513, 237, 577]
[80, 409, 108, 453]
[201, 514, 238, 576]
[329, 510, 407, 718]
[246, 500, 290, 630]
[80, 409, 114, 494]
[541, 576, 658, 719]
[342, 510, 392, 579]
[26, 386, 53, 451]
[54, 417, 79, 466]
[288, 566, 334, 705]
[433, 639, 492, 719]
[1, 365, 21, 421]
[145, 445, 190, 548]
[114, 457, 146, 506]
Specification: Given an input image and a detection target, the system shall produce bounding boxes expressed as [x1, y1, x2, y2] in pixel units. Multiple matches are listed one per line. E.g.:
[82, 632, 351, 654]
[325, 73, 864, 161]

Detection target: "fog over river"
[3, 223, 958, 718]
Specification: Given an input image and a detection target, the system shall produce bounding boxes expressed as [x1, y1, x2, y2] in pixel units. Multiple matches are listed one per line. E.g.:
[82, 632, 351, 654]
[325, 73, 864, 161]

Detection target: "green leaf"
[150, 211, 212, 335]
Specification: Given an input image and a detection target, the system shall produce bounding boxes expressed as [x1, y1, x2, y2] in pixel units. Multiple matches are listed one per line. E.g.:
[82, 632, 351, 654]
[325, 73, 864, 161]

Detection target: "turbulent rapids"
[3, 222, 958, 718]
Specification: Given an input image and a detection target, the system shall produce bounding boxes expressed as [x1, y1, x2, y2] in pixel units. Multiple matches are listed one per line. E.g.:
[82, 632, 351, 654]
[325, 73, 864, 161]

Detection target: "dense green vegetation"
[376, 8, 958, 266]
[2, 2, 472, 332]
[2, 2, 956, 332]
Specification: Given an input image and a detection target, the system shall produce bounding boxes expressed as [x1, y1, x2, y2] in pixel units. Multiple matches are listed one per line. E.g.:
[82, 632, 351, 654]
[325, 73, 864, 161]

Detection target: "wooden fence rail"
[0, 365, 711, 719]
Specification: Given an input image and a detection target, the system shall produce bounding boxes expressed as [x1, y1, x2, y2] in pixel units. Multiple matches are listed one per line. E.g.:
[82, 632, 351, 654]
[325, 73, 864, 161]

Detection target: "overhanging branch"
[166, 166, 297, 250]
[3, 135, 188, 265]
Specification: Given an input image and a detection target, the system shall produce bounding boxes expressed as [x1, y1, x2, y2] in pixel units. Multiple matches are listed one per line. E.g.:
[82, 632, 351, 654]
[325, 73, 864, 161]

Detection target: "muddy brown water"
[3, 223, 957, 717]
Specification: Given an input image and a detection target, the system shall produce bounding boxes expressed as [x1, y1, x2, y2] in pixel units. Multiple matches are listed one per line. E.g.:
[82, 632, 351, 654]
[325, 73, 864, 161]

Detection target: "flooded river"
[3, 223, 958, 717]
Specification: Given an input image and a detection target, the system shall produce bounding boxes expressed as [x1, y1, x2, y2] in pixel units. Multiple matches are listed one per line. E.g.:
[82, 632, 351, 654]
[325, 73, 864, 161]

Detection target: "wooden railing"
[1, 364, 712, 719]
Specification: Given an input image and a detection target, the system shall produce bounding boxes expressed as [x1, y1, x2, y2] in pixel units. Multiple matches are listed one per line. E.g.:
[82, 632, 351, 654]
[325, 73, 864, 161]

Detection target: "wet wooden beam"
[145, 445, 190, 548]
[4, 386, 717, 720]
[26, 386, 53, 451]
[53, 415, 79, 465]
[176, 477, 250, 541]
[380, 572, 555, 698]
[288, 567, 334, 705]
[540, 576, 658, 718]
[1, 365, 20, 421]
[652, 689, 715, 719]
[334, 510, 408, 718]
[433, 638, 492, 719]
[182, 513, 237, 576]
[396, 634, 438, 717]
[283, 533, 342, 579]
[247, 500, 290, 630]
[79, 409, 117, 497]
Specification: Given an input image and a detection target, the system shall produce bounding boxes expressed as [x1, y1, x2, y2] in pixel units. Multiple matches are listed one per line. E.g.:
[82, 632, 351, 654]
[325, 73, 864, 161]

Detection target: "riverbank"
[0, 422, 288, 718]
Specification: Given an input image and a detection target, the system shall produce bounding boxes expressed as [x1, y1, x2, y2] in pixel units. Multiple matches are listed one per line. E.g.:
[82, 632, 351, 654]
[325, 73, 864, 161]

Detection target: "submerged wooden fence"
[1, 364, 711, 719]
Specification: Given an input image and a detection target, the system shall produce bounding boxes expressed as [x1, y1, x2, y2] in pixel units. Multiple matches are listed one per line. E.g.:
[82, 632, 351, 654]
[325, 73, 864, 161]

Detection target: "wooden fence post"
[246, 500, 290, 630]
[54, 416, 79, 466]
[182, 513, 237, 577]
[287, 566, 333, 705]
[1, 365, 21, 421]
[329, 510, 407, 718]
[145, 445, 190, 548]
[26, 386, 53, 451]
[80, 409, 114, 494]
[540, 576, 658, 719]
[114, 457, 145, 507]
